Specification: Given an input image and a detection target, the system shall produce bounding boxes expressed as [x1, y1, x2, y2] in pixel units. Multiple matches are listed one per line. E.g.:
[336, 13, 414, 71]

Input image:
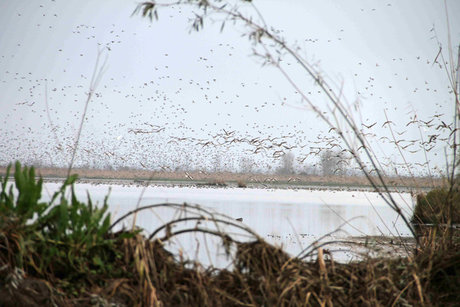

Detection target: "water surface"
[42, 182, 414, 265]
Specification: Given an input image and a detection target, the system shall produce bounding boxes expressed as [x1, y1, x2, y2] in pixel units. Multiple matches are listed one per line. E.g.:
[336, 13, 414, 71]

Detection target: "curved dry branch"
[149, 216, 259, 240]
[133, 0, 450, 244]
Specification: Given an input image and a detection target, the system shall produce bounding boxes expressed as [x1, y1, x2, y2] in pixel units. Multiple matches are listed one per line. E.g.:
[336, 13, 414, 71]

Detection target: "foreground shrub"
[412, 186, 460, 225]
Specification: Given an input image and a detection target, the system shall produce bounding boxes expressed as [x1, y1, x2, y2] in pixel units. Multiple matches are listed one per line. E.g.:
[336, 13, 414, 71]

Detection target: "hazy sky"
[0, 0, 459, 175]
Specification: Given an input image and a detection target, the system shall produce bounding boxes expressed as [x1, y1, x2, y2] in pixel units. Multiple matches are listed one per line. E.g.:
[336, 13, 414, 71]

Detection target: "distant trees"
[239, 157, 254, 174]
[320, 150, 346, 176]
[278, 152, 295, 175]
[213, 153, 222, 172]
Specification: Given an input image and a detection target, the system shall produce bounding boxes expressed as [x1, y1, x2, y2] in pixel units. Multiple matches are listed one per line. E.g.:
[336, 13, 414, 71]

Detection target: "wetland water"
[43, 182, 415, 265]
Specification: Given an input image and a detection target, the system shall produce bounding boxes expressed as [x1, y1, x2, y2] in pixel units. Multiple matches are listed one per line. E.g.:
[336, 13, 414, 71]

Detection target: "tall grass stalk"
[66, 48, 108, 178]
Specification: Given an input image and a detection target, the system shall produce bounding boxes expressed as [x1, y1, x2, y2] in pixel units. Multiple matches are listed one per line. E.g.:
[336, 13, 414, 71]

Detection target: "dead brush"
[102, 199, 458, 307]
[411, 228, 460, 304]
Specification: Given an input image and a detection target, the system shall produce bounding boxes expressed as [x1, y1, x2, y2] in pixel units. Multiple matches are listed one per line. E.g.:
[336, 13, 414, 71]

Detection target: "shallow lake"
[42, 182, 414, 266]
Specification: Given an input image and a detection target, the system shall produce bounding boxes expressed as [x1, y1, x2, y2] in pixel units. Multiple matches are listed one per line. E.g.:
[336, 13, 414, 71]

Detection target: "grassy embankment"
[0, 166, 442, 191]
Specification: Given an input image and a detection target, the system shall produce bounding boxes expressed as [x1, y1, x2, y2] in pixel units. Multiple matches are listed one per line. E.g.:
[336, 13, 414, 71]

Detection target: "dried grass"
[2, 206, 457, 306]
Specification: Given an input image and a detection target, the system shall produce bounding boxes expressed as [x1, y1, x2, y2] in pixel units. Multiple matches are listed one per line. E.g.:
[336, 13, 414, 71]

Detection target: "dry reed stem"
[317, 247, 327, 280]
[412, 272, 425, 306]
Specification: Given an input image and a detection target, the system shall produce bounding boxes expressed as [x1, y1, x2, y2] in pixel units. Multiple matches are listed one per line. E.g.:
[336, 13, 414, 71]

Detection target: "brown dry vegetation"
[1, 231, 458, 306]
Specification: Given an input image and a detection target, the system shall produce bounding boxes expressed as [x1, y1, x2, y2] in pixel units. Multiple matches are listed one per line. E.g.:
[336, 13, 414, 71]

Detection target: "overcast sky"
[0, 0, 459, 175]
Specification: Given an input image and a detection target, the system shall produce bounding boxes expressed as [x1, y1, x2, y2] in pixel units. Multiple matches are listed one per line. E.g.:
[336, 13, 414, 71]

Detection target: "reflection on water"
[42, 182, 414, 265]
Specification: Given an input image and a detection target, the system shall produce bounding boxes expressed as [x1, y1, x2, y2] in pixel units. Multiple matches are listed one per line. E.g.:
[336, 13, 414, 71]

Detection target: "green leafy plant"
[0, 162, 47, 224]
[0, 162, 118, 279]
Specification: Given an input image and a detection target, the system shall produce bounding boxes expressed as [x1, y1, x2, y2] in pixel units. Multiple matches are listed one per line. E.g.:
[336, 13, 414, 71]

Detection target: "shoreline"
[37, 176, 433, 193]
[1, 166, 441, 193]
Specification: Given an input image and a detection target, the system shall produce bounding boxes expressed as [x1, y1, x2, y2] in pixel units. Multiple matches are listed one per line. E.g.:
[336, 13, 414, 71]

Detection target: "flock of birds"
[0, 1, 456, 179]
